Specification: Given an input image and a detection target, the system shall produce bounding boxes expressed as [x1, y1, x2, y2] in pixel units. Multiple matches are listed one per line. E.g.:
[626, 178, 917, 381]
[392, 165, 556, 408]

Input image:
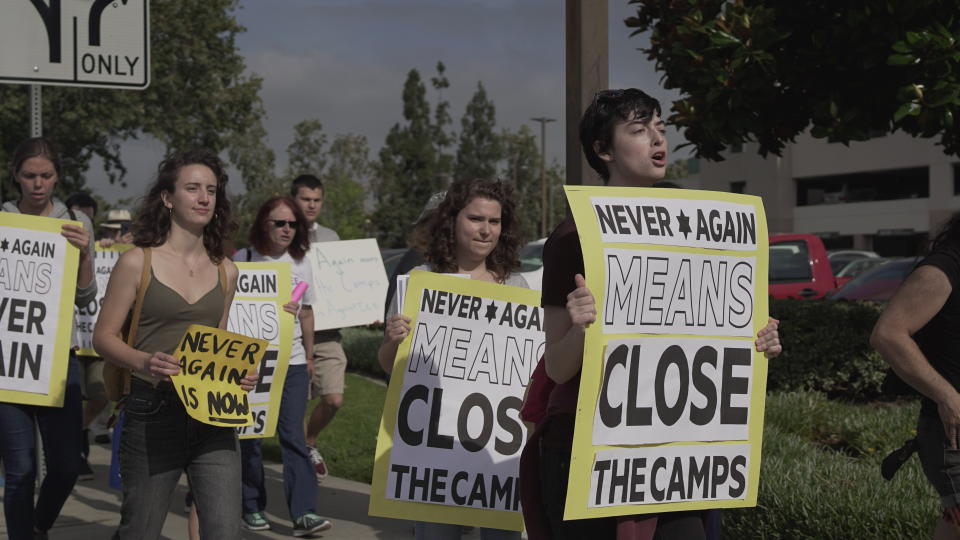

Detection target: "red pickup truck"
[769, 233, 839, 299]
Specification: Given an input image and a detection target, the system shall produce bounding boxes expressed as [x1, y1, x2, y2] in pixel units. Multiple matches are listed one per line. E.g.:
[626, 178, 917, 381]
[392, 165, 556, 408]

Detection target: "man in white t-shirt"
[291, 174, 346, 481]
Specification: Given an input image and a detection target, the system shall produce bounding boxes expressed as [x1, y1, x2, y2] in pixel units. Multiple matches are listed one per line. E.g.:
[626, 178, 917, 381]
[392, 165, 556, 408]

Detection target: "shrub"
[724, 392, 937, 539]
[342, 326, 386, 380]
[767, 299, 890, 400]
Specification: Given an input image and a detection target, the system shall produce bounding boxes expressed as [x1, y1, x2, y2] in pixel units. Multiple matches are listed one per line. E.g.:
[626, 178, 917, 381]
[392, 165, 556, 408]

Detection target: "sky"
[89, 0, 686, 204]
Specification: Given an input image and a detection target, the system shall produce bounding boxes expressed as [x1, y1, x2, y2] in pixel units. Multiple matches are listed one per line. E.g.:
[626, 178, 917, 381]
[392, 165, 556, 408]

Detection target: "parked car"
[380, 248, 407, 278]
[518, 238, 547, 291]
[827, 249, 879, 275]
[829, 257, 919, 301]
[769, 233, 839, 299]
[834, 257, 889, 287]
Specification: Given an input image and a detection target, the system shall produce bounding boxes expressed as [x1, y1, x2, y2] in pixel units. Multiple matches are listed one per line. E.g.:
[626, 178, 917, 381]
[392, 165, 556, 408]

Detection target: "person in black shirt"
[873, 214, 960, 536]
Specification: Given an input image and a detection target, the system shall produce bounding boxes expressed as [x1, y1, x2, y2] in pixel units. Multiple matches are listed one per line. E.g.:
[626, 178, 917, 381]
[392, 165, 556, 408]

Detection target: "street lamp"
[530, 116, 556, 237]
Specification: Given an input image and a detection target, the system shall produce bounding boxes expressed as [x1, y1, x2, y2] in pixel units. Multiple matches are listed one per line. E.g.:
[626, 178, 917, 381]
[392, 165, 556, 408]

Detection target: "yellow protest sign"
[562, 186, 770, 520]
[76, 242, 134, 356]
[0, 212, 80, 407]
[369, 271, 543, 531]
[170, 324, 268, 427]
[227, 262, 294, 439]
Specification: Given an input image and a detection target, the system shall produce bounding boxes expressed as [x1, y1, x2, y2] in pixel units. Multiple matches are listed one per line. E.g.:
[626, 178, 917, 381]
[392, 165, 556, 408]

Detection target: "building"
[674, 132, 960, 256]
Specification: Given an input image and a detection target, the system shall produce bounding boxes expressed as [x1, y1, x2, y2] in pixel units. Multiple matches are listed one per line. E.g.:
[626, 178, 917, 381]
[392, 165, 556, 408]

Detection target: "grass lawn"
[724, 392, 938, 539]
[261, 372, 386, 484]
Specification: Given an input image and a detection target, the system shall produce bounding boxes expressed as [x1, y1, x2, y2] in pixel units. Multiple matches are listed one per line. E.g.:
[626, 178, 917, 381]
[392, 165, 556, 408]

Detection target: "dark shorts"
[917, 413, 960, 510]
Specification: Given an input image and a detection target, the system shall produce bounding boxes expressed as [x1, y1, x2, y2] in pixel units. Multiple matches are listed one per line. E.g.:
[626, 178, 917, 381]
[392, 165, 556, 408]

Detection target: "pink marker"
[291, 281, 309, 302]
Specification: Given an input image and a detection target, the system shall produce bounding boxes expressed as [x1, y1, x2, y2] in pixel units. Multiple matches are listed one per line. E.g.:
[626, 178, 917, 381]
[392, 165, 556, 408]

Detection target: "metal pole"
[530, 117, 556, 237]
[30, 85, 42, 137]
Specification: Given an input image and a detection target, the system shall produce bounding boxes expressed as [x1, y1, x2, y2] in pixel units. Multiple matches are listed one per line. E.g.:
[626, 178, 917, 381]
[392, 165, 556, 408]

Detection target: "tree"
[454, 82, 500, 179]
[317, 134, 371, 240]
[625, 1, 960, 160]
[228, 108, 280, 247]
[371, 65, 453, 248]
[0, 0, 267, 202]
[498, 125, 541, 238]
[286, 119, 328, 178]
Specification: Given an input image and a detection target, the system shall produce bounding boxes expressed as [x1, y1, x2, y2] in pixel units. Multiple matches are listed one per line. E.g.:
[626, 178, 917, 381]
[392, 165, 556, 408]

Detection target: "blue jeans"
[241, 364, 317, 520]
[113, 378, 240, 540]
[0, 355, 82, 540]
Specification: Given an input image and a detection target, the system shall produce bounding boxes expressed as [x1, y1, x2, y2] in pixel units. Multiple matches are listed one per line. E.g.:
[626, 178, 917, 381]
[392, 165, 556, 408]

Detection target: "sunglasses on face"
[270, 220, 297, 229]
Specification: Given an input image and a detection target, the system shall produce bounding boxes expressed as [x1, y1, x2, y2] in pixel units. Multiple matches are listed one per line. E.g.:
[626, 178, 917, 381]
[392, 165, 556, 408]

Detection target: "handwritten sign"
[0, 213, 79, 406]
[563, 186, 770, 520]
[170, 325, 267, 427]
[227, 262, 294, 439]
[369, 271, 543, 531]
[306, 239, 388, 329]
[76, 242, 134, 356]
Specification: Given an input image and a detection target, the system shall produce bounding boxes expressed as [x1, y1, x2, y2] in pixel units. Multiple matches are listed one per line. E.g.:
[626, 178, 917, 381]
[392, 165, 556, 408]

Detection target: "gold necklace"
[168, 247, 206, 277]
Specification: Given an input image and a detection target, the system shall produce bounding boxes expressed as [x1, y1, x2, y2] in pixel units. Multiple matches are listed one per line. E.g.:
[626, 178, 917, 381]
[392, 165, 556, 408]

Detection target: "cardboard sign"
[227, 262, 295, 439]
[0, 212, 79, 406]
[306, 239, 389, 330]
[369, 271, 543, 531]
[76, 242, 134, 356]
[563, 186, 770, 519]
[170, 325, 268, 427]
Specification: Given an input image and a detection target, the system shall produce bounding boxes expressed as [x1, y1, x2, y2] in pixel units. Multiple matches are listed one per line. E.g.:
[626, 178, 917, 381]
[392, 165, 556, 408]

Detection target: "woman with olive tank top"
[93, 149, 258, 540]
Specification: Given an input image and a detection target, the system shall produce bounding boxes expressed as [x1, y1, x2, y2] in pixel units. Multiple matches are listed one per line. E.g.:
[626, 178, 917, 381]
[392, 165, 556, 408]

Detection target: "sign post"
[0, 0, 150, 89]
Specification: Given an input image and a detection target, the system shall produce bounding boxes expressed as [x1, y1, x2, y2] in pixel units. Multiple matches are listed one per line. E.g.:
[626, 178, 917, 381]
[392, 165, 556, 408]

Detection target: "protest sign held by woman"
[379, 177, 526, 540]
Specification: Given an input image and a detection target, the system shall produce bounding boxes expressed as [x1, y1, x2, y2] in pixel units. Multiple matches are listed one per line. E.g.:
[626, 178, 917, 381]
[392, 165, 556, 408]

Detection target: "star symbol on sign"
[484, 301, 498, 323]
[677, 211, 692, 239]
[0, 238, 8, 252]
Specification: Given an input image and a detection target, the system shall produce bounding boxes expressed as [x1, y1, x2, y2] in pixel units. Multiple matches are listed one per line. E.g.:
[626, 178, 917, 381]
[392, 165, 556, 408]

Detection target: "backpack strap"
[67, 208, 77, 221]
[125, 247, 152, 347]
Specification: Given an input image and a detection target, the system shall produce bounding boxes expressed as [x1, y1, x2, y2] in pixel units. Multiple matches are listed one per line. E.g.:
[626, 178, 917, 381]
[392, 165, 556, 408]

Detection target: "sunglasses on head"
[270, 219, 297, 229]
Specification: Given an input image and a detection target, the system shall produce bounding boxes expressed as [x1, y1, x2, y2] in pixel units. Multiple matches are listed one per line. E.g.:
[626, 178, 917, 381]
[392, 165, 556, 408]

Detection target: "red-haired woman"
[233, 197, 332, 537]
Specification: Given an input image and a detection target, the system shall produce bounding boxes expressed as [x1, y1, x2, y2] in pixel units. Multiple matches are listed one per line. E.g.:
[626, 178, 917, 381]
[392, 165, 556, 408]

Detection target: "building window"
[796, 166, 929, 206]
[730, 181, 746, 194]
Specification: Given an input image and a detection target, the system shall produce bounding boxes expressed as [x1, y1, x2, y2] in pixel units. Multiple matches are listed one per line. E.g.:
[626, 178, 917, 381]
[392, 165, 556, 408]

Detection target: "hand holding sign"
[755, 317, 781, 358]
[60, 223, 91, 258]
[170, 325, 268, 427]
[566, 274, 597, 330]
[142, 351, 180, 380]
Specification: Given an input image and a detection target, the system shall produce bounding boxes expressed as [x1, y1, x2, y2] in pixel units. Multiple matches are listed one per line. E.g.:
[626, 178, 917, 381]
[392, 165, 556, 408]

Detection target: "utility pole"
[530, 116, 556, 237]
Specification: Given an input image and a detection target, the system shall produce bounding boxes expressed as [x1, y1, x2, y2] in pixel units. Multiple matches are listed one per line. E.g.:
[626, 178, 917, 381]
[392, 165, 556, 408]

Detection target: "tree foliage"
[455, 82, 500, 180]
[626, 0, 960, 159]
[371, 64, 453, 248]
[0, 0, 267, 202]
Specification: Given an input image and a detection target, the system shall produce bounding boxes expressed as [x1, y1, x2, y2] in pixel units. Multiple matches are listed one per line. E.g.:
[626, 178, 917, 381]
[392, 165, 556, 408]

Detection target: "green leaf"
[893, 102, 921, 122]
[887, 54, 918, 66]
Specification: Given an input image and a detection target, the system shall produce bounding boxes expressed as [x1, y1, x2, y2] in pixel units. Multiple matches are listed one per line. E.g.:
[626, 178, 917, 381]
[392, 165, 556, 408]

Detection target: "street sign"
[0, 0, 149, 90]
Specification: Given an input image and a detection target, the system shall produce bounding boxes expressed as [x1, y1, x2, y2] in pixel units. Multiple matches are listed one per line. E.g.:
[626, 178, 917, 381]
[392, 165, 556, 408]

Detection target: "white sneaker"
[307, 447, 328, 481]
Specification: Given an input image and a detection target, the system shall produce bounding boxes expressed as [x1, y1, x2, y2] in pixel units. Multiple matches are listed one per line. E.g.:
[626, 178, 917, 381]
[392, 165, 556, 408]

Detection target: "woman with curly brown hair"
[93, 149, 258, 540]
[378, 177, 525, 540]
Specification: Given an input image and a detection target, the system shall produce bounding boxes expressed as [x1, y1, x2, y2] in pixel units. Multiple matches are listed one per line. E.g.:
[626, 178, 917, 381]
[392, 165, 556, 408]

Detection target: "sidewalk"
[1, 440, 416, 539]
